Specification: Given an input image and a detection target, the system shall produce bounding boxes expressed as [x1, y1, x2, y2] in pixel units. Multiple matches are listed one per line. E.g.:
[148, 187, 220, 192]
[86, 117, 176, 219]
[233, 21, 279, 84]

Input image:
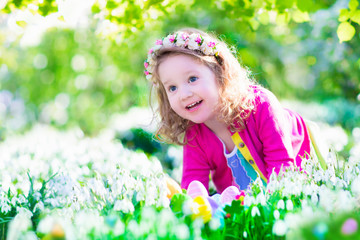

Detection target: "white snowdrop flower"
[157, 194, 170, 208]
[157, 209, 176, 237]
[32, 192, 42, 202]
[251, 206, 261, 217]
[182, 200, 194, 216]
[134, 181, 146, 202]
[113, 220, 125, 236]
[286, 200, 294, 211]
[273, 220, 288, 236]
[37, 215, 56, 234]
[273, 209, 280, 220]
[302, 184, 313, 196]
[16, 207, 33, 218]
[284, 182, 302, 196]
[351, 175, 360, 196]
[304, 164, 313, 176]
[284, 213, 298, 230]
[243, 194, 255, 206]
[113, 198, 134, 214]
[344, 167, 353, 183]
[141, 207, 156, 222]
[209, 218, 221, 230]
[138, 219, 153, 236]
[255, 192, 266, 206]
[7, 212, 33, 240]
[313, 170, 324, 182]
[175, 223, 190, 239]
[1, 203, 11, 214]
[33, 201, 45, 213]
[127, 220, 141, 238]
[318, 188, 334, 212]
[334, 178, 347, 189]
[311, 193, 319, 205]
[301, 204, 315, 219]
[277, 200, 285, 210]
[335, 190, 354, 211]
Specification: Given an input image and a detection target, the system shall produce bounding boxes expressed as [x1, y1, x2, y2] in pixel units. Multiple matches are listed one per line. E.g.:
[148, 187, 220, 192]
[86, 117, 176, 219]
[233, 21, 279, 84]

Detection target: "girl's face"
[158, 54, 220, 125]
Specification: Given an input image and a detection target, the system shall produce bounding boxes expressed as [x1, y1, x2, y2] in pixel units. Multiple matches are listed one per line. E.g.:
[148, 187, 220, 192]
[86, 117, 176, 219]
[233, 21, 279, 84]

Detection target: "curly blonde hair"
[148, 28, 256, 145]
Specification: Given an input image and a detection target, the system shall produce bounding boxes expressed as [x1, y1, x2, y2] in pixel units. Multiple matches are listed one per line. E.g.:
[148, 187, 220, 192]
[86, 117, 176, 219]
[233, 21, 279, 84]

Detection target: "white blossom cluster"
[0, 124, 169, 225]
[244, 149, 360, 237]
[7, 206, 194, 240]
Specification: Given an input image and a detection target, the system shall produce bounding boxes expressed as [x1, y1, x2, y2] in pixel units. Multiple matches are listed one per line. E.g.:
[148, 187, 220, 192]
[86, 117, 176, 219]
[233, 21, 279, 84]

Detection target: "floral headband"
[144, 32, 219, 82]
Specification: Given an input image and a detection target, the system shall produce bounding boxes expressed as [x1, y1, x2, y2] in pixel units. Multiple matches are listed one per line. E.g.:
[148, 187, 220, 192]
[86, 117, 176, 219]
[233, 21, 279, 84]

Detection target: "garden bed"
[1, 125, 360, 239]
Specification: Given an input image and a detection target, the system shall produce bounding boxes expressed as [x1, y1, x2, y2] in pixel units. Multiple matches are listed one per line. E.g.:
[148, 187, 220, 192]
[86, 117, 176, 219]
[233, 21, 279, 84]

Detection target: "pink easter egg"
[187, 180, 208, 199]
[221, 186, 240, 204]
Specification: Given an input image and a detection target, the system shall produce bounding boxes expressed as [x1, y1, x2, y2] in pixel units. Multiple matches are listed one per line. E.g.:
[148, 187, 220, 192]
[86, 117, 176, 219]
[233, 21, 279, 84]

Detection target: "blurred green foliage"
[0, 0, 359, 135]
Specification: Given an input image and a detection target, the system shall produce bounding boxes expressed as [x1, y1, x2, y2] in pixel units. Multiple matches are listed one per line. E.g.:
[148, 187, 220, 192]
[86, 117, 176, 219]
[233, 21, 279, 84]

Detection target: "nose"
[180, 85, 193, 101]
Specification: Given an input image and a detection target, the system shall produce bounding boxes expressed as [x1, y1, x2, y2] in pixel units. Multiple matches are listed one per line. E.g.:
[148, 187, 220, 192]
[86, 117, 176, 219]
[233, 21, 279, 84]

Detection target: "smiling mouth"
[186, 100, 203, 110]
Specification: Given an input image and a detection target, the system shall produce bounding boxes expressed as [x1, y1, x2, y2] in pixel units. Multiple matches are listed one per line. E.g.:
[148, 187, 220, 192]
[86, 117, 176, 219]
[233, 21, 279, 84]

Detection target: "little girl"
[144, 28, 315, 193]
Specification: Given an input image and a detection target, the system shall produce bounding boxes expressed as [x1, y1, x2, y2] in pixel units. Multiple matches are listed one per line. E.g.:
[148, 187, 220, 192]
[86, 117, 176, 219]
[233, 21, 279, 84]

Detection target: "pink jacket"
[181, 86, 311, 193]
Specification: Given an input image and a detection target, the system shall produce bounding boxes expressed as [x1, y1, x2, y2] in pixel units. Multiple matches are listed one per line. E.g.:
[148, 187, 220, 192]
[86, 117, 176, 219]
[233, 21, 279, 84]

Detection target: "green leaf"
[91, 4, 101, 14]
[258, 11, 269, 24]
[106, 0, 118, 10]
[16, 20, 27, 27]
[337, 22, 356, 42]
[276, 12, 290, 25]
[144, 0, 164, 9]
[249, 18, 260, 30]
[170, 193, 191, 214]
[349, 0, 359, 11]
[276, 0, 294, 11]
[224, 199, 243, 216]
[297, 0, 314, 12]
[351, 9, 360, 24]
[292, 9, 310, 23]
[339, 8, 350, 22]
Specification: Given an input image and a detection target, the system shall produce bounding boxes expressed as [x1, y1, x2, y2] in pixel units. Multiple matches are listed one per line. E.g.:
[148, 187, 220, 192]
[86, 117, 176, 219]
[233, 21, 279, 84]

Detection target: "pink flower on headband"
[169, 35, 175, 42]
[195, 36, 202, 44]
[144, 32, 219, 81]
[181, 33, 189, 40]
[208, 41, 216, 48]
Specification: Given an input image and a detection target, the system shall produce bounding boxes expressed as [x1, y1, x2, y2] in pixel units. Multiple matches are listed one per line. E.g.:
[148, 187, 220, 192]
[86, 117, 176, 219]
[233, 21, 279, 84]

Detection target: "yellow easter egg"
[191, 196, 212, 223]
[51, 223, 65, 239]
[166, 176, 182, 199]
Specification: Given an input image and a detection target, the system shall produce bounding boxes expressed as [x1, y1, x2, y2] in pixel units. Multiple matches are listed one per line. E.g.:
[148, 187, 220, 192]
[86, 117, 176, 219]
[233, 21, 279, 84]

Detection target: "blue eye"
[189, 76, 198, 83]
[169, 86, 177, 92]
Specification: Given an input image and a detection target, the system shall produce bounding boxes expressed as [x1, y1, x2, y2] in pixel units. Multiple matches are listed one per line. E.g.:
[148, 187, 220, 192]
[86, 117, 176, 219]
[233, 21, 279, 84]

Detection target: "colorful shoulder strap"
[231, 132, 268, 183]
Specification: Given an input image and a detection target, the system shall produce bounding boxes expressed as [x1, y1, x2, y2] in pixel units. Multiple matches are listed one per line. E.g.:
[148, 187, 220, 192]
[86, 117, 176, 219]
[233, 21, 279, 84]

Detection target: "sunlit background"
[1, 0, 360, 239]
[0, 1, 358, 166]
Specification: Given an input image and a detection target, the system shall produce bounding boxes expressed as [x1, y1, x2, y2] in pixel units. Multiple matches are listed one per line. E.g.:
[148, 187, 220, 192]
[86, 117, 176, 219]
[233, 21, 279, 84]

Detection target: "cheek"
[167, 95, 178, 110]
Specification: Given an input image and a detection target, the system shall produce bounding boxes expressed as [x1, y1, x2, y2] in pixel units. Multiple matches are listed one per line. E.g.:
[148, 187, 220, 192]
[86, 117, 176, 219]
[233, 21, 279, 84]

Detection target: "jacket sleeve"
[181, 128, 211, 191]
[254, 89, 297, 177]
